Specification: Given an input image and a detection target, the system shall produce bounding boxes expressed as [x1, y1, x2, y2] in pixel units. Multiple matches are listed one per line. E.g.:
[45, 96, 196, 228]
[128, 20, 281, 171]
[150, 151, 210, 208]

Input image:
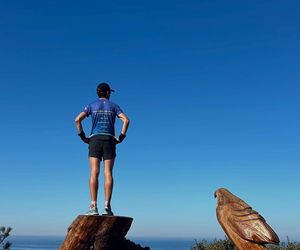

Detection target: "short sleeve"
[115, 104, 123, 117]
[83, 104, 91, 117]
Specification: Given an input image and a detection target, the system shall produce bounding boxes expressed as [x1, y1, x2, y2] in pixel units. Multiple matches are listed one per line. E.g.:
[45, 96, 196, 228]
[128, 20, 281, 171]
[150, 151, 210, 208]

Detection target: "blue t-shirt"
[83, 98, 123, 137]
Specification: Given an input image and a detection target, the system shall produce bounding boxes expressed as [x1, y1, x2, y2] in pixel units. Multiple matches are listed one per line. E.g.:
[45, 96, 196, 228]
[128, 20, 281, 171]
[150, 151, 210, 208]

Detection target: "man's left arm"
[75, 112, 89, 143]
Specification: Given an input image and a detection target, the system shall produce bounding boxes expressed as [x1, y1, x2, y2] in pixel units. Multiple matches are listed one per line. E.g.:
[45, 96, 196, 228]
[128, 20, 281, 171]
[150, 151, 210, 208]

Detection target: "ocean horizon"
[8, 235, 199, 250]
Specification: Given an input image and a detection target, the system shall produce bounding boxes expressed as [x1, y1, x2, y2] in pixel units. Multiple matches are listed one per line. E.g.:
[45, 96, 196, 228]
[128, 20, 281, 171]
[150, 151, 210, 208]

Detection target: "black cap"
[97, 82, 115, 93]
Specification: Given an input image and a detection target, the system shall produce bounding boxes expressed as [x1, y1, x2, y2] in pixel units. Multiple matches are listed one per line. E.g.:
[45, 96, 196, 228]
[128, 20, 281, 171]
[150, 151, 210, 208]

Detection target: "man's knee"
[104, 170, 113, 179]
[91, 170, 100, 178]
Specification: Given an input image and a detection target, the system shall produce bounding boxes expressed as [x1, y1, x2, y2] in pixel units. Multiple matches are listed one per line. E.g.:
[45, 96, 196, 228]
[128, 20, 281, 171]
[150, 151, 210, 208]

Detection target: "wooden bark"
[60, 215, 150, 250]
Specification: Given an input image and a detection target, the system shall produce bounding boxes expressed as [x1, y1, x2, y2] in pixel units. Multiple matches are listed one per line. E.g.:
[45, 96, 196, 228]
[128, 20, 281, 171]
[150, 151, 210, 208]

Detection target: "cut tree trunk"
[60, 215, 150, 250]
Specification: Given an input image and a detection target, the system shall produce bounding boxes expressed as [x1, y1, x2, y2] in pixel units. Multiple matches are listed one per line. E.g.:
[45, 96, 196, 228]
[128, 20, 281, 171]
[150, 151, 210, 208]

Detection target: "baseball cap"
[97, 82, 115, 93]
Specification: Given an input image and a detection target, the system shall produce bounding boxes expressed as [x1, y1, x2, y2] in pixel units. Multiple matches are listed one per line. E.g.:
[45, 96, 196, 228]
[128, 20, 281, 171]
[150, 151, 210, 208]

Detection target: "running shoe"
[85, 206, 99, 216]
[102, 207, 114, 216]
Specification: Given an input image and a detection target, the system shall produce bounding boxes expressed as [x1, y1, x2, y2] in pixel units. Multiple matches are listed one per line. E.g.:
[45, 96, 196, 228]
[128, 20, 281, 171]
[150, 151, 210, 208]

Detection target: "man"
[75, 82, 130, 216]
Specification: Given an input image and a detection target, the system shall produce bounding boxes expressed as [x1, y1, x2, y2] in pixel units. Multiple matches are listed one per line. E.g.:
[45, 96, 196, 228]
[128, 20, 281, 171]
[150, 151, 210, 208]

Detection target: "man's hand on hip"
[78, 131, 90, 144]
[118, 133, 126, 143]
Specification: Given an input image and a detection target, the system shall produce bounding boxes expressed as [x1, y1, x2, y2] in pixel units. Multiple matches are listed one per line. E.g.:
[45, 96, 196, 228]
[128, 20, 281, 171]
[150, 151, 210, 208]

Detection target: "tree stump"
[60, 215, 150, 250]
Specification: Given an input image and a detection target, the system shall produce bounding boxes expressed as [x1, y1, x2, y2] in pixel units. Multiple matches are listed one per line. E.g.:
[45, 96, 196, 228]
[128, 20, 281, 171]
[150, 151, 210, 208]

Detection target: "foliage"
[191, 237, 300, 250]
[191, 238, 234, 250]
[0, 227, 12, 250]
[267, 237, 300, 250]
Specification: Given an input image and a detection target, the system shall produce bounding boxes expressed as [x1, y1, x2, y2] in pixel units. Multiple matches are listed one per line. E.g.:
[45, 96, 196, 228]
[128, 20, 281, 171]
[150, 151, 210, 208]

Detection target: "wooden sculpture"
[215, 188, 280, 250]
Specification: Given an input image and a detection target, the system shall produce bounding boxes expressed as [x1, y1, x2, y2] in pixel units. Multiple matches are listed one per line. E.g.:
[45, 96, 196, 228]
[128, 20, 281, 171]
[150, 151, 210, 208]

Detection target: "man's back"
[84, 98, 123, 137]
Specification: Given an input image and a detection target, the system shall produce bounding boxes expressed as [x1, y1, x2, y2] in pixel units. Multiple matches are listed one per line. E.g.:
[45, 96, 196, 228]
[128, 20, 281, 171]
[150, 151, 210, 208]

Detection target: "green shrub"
[191, 238, 234, 250]
[267, 237, 300, 250]
[191, 237, 300, 250]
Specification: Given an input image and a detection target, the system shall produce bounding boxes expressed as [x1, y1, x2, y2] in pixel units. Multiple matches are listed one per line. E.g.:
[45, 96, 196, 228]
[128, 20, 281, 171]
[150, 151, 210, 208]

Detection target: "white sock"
[91, 201, 97, 208]
[105, 201, 109, 208]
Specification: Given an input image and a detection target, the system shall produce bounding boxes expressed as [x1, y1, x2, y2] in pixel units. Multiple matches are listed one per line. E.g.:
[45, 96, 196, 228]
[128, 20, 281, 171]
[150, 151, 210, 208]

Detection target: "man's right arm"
[118, 113, 130, 142]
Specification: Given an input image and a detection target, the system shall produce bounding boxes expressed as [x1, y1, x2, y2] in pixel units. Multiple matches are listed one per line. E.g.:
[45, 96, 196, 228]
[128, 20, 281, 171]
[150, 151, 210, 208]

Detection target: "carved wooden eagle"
[215, 188, 280, 250]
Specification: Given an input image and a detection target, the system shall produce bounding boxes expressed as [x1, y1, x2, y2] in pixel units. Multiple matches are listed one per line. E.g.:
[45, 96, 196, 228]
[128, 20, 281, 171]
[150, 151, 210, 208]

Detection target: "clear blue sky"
[1, 0, 300, 241]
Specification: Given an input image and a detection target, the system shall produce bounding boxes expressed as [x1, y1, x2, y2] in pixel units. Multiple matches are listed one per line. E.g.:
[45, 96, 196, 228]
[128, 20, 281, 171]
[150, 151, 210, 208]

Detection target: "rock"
[215, 188, 280, 250]
[60, 215, 150, 250]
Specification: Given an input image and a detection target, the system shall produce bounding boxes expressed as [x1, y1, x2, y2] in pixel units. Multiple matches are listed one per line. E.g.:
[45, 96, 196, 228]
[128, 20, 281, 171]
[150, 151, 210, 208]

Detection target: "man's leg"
[103, 158, 115, 210]
[89, 157, 100, 207]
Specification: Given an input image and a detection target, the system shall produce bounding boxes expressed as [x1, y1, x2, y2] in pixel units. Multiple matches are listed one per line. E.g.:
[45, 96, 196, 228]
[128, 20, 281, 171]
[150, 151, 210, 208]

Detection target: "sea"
[9, 236, 197, 250]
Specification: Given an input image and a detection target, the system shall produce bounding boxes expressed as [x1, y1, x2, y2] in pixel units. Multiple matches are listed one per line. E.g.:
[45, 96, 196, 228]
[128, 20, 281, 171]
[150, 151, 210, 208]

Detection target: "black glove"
[78, 131, 90, 144]
[118, 133, 126, 143]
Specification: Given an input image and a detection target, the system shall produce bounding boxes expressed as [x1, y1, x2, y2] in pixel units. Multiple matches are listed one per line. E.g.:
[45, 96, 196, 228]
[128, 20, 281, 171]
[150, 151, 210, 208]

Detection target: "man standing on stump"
[75, 83, 130, 216]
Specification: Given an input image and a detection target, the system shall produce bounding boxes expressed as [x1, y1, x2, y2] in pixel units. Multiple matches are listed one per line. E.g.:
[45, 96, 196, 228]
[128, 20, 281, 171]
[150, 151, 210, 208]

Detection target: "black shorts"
[88, 135, 117, 161]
